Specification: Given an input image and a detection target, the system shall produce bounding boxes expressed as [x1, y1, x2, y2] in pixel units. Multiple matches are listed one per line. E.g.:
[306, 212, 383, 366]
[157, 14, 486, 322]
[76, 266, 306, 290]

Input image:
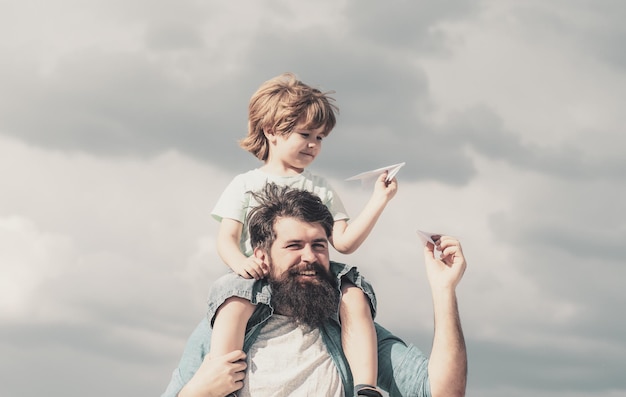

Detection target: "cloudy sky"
[1, 1, 625, 396]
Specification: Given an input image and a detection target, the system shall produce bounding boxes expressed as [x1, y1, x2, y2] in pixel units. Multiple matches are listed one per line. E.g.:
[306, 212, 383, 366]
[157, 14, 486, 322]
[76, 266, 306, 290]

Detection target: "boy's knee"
[216, 296, 256, 320]
[341, 283, 366, 301]
[340, 286, 371, 314]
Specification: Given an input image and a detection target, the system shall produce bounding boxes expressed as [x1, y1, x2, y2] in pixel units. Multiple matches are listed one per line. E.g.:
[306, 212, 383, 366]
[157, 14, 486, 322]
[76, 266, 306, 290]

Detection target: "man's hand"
[424, 236, 467, 397]
[179, 350, 247, 397]
[424, 236, 466, 291]
[232, 256, 268, 280]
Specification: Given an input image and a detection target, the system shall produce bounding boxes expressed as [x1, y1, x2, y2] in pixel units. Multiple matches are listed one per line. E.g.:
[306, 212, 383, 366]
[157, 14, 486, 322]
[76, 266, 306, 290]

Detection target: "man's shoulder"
[329, 261, 355, 275]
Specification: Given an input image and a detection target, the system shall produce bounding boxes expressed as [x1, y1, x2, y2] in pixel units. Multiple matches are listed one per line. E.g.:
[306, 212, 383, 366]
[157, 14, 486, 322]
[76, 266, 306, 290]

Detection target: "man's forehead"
[273, 216, 328, 240]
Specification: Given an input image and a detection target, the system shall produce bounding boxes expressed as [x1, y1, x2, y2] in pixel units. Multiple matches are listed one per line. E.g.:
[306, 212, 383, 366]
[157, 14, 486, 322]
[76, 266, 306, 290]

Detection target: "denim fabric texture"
[206, 261, 377, 326]
[162, 262, 430, 397]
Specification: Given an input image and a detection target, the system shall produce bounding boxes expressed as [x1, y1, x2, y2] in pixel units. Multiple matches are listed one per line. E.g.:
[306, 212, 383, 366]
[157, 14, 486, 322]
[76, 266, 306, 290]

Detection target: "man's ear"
[253, 248, 271, 274]
[253, 247, 268, 264]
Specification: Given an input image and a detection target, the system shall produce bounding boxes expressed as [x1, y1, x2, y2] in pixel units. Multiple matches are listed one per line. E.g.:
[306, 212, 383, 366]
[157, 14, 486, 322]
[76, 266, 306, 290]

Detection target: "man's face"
[265, 216, 331, 282]
[258, 216, 338, 326]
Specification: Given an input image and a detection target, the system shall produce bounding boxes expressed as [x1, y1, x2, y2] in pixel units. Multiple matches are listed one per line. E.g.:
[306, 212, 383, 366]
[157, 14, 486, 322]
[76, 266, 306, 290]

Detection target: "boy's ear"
[263, 128, 277, 143]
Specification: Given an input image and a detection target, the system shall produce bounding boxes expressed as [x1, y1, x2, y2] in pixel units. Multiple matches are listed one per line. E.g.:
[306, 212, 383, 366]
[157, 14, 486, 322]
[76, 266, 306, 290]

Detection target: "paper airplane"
[346, 162, 406, 184]
[416, 230, 442, 246]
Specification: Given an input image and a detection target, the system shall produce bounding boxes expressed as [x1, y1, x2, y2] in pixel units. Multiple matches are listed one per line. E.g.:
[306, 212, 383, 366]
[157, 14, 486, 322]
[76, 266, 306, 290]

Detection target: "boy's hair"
[247, 183, 334, 254]
[240, 72, 339, 161]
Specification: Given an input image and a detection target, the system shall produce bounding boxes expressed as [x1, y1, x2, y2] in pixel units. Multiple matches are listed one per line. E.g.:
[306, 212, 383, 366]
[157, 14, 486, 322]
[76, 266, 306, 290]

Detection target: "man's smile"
[288, 263, 325, 282]
[295, 269, 319, 281]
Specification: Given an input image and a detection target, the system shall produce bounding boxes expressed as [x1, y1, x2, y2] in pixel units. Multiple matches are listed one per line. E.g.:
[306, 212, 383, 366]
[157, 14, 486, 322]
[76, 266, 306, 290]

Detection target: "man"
[163, 184, 467, 397]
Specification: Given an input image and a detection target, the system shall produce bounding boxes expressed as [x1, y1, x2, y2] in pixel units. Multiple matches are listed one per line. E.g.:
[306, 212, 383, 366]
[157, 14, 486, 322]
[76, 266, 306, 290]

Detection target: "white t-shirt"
[211, 169, 348, 257]
[238, 314, 344, 397]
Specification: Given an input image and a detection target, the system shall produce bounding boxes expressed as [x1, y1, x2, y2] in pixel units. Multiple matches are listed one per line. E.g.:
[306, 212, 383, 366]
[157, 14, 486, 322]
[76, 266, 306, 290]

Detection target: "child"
[208, 73, 397, 397]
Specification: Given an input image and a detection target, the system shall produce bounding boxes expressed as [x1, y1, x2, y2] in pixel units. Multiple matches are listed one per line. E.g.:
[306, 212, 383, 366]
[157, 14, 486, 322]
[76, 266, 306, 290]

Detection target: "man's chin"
[270, 269, 339, 327]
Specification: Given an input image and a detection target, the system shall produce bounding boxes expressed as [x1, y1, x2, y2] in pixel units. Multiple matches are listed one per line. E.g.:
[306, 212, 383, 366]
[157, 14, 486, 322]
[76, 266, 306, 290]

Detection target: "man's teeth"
[300, 270, 316, 276]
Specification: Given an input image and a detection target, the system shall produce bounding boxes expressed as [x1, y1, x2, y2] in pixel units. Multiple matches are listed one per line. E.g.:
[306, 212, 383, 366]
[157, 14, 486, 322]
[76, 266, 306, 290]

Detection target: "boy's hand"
[232, 256, 268, 280]
[373, 171, 398, 202]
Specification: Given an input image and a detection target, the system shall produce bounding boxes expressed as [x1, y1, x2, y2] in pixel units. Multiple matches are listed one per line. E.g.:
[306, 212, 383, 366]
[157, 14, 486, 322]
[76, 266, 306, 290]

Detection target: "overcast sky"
[1, 1, 625, 396]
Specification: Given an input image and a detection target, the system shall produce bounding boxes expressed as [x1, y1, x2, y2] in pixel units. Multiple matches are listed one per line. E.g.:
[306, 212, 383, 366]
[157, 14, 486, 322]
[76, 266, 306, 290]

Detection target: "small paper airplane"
[416, 230, 442, 246]
[346, 162, 406, 184]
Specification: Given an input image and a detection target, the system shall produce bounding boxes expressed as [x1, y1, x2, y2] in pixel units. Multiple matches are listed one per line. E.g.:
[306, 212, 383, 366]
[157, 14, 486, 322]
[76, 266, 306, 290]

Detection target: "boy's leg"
[340, 282, 382, 397]
[210, 296, 256, 357]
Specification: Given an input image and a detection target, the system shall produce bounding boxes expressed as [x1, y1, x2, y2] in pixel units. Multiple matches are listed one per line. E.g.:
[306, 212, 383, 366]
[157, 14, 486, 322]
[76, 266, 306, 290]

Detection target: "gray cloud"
[344, 0, 479, 53]
[2, 1, 626, 397]
[512, 0, 626, 70]
[0, 324, 173, 395]
[483, 176, 626, 391]
[1, 0, 623, 185]
[467, 339, 626, 393]
[0, 0, 481, 184]
[444, 105, 626, 181]
[0, 49, 256, 167]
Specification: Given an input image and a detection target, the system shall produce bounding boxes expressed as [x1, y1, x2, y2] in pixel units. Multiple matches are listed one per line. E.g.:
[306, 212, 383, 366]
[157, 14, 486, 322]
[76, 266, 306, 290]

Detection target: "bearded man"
[163, 183, 467, 397]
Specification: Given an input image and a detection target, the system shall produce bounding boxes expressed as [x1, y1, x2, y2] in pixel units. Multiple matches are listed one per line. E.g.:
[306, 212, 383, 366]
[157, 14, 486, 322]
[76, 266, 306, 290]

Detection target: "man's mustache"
[269, 262, 331, 283]
[287, 262, 326, 276]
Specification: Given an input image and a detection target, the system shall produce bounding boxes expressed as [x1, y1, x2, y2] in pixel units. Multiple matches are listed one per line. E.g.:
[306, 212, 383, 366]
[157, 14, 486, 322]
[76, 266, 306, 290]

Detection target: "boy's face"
[268, 123, 326, 172]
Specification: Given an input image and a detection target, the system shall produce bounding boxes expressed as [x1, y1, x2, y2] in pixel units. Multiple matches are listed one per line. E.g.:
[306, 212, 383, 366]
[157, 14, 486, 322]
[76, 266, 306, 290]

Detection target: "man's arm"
[178, 350, 247, 397]
[161, 319, 210, 397]
[162, 319, 245, 397]
[424, 237, 467, 397]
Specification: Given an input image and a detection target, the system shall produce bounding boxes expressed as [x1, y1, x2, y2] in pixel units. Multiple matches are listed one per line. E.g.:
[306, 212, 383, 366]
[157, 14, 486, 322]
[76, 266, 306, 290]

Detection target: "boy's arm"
[331, 173, 397, 254]
[217, 219, 266, 279]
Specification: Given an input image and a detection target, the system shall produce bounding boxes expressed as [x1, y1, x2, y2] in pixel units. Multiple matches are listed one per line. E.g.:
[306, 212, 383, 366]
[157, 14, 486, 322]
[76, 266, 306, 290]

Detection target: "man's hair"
[247, 183, 334, 253]
[239, 72, 339, 161]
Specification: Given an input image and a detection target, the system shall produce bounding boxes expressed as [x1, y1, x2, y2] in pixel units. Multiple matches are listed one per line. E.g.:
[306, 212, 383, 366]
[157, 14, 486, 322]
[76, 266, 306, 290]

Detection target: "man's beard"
[269, 262, 339, 328]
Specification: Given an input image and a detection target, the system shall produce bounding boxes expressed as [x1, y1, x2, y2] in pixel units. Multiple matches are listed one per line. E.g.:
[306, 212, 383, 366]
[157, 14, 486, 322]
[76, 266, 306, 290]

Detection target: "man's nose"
[301, 245, 316, 262]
